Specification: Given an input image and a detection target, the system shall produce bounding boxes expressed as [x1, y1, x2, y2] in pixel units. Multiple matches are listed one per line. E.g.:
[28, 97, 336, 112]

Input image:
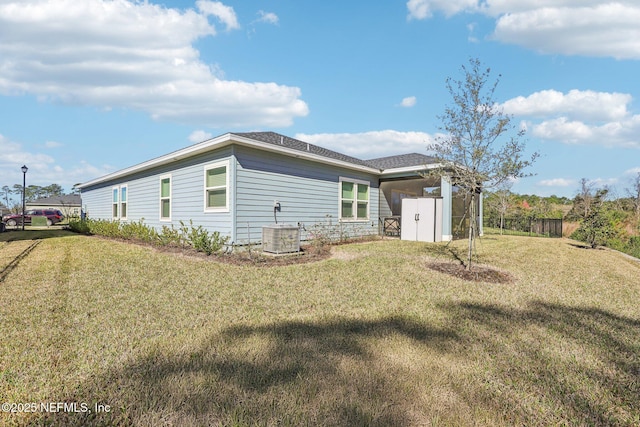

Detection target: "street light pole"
[21, 165, 28, 231]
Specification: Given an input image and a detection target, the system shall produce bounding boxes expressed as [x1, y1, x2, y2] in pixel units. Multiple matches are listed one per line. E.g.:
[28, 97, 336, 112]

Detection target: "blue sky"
[1, 0, 639, 200]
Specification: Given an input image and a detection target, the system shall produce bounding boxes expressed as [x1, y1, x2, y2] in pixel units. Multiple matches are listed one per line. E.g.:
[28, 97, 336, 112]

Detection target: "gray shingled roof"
[233, 132, 437, 171]
[365, 153, 437, 170]
[233, 132, 375, 168]
[27, 194, 82, 206]
[80, 131, 441, 189]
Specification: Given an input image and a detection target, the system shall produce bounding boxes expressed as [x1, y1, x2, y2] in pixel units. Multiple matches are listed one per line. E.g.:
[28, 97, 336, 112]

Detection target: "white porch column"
[478, 191, 484, 236]
[441, 176, 453, 241]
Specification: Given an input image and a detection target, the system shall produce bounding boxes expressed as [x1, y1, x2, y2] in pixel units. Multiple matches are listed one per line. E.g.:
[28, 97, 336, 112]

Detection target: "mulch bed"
[90, 233, 517, 276]
[426, 261, 515, 284]
[91, 234, 333, 266]
[214, 245, 332, 266]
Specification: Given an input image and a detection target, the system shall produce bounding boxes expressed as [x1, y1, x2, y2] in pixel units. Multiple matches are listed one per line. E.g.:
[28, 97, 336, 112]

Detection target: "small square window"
[340, 179, 369, 221]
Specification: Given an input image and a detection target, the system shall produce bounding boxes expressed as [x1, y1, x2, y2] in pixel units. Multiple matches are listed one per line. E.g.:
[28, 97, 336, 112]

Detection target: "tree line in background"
[0, 183, 77, 213]
[483, 173, 640, 258]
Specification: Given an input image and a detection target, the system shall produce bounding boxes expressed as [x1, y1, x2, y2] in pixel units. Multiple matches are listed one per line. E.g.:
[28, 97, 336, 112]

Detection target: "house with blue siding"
[78, 132, 480, 245]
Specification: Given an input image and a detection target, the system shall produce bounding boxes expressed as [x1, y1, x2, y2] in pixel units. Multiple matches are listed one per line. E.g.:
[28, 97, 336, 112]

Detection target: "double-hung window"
[340, 178, 369, 220]
[112, 187, 119, 218]
[204, 160, 229, 212]
[113, 185, 128, 220]
[120, 185, 127, 219]
[160, 176, 171, 221]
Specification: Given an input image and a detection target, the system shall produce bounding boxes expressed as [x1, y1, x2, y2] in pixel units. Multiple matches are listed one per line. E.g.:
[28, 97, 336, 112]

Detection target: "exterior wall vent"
[262, 225, 300, 254]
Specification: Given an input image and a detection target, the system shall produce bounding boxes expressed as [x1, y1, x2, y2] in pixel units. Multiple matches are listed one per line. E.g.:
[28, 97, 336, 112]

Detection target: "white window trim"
[112, 186, 119, 220]
[120, 184, 128, 221]
[338, 177, 370, 222]
[112, 184, 128, 220]
[160, 174, 172, 222]
[204, 160, 230, 213]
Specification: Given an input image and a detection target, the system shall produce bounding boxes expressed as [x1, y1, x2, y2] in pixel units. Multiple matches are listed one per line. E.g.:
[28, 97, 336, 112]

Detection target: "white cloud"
[407, 0, 477, 19]
[500, 90, 640, 148]
[196, 0, 240, 31]
[500, 90, 631, 122]
[467, 22, 479, 43]
[48, 160, 116, 190]
[0, 135, 55, 170]
[406, 1, 640, 59]
[493, 3, 640, 59]
[400, 96, 417, 108]
[406, 0, 611, 20]
[624, 167, 640, 175]
[44, 141, 63, 149]
[0, 0, 308, 128]
[256, 11, 279, 25]
[0, 134, 113, 192]
[532, 118, 593, 144]
[538, 178, 575, 187]
[531, 115, 640, 148]
[189, 130, 213, 143]
[590, 177, 619, 188]
[294, 130, 435, 159]
[481, 0, 622, 17]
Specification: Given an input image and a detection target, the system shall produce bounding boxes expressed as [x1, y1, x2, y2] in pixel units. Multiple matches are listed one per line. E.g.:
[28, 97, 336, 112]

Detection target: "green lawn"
[1, 232, 639, 426]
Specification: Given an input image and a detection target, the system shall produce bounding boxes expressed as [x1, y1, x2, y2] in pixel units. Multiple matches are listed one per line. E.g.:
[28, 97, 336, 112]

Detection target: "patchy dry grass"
[0, 233, 639, 426]
[0, 228, 74, 243]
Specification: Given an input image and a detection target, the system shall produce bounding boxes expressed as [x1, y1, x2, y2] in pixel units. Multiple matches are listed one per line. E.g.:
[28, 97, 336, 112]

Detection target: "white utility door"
[401, 198, 443, 242]
[401, 198, 418, 241]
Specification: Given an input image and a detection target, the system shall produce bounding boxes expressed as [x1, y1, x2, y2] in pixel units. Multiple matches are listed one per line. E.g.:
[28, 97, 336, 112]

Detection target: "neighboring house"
[77, 132, 482, 245]
[26, 194, 82, 218]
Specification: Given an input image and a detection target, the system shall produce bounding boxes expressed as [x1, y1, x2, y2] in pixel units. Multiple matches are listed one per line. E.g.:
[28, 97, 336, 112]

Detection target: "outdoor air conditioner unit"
[262, 225, 300, 254]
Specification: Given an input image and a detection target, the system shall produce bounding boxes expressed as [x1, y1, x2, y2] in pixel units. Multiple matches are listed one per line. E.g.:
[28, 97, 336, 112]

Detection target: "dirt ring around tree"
[426, 261, 515, 284]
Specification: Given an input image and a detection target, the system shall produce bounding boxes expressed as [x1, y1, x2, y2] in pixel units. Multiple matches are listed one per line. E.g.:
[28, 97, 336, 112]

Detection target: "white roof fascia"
[78, 133, 379, 189]
[379, 162, 446, 176]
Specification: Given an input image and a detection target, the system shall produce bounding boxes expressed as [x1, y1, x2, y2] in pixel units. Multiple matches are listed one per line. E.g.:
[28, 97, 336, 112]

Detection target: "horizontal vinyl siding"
[81, 148, 234, 238]
[81, 143, 387, 244]
[128, 177, 156, 221]
[81, 187, 112, 219]
[234, 146, 379, 243]
[171, 159, 232, 234]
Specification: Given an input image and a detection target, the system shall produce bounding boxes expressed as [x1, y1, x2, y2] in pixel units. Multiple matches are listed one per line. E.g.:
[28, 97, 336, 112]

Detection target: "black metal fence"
[484, 217, 563, 238]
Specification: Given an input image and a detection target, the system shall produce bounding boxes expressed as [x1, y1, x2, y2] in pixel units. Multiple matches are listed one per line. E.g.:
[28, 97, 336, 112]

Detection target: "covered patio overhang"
[378, 170, 482, 241]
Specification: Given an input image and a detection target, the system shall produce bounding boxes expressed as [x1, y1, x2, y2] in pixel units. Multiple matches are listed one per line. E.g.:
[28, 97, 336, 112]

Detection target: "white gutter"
[379, 162, 445, 176]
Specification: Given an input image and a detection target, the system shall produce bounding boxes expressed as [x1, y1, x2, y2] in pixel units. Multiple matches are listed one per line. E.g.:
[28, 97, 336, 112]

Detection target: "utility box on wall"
[401, 197, 443, 242]
[31, 216, 48, 227]
[262, 225, 301, 254]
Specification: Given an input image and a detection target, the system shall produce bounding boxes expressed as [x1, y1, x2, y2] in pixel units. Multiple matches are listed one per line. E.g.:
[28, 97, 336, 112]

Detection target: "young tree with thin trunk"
[626, 172, 640, 219]
[427, 58, 538, 270]
[493, 182, 513, 235]
[1, 185, 12, 208]
[578, 178, 595, 219]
